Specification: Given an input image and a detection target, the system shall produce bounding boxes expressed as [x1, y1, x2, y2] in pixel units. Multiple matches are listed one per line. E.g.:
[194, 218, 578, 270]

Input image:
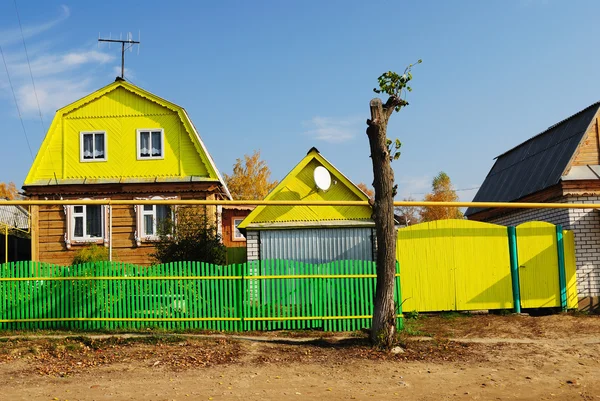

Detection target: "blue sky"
[1, 0, 600, 201]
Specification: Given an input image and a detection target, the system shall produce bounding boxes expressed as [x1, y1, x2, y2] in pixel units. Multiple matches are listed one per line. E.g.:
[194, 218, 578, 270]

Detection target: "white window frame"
[63, 200, 109, 249]
[134, 196, 177, 245]
[232, 218, 245, 241]
[79, 131, 107, 162]
[136, 128, 165, 160]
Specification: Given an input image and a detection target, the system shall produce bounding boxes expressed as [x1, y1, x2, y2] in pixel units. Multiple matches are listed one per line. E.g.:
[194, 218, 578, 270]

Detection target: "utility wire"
[0, 44, 34, 161]
[405, 186, 481, 197]
[13, 0, 45, 132]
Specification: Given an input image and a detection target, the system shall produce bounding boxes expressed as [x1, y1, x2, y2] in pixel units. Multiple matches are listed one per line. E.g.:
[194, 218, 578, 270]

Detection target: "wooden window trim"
[63, 200, 109, 249]
[134, 196, 177, 246]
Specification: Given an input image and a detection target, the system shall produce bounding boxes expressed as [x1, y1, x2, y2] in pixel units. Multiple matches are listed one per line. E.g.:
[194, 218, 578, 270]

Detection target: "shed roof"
[238, 148, 372, 229]
[465, 102, 600, 216]
[0, 200, 29, 230]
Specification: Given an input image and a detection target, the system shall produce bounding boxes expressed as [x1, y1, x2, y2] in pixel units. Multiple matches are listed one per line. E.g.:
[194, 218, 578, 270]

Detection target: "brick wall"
[246, 231, 260, 261]
[567, 196, 600, 297]
[489, 196, 571, 228]
[487, 195, 600, 297]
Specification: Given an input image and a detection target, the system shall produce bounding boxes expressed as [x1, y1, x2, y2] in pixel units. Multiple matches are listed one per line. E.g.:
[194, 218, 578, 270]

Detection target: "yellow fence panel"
[452, 220, 513, 311]
[397, 219, 513, 312]
[516, 222, 560, 308]
[397, 220, 456, 312]
[563, 230, 579, 309]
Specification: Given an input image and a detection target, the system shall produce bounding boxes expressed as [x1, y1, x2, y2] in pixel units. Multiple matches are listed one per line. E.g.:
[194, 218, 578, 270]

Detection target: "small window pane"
[74, 216, 83, 238]
[95, 133, 105, 158]
[83, 134, 93, 159]
[156, 205, 170, 222]
[156, 205, 171, 233]
[140, 132, 150, 157]
[74, 206, 83, 214]
[144, 215, 154, 236]
[151, 131, 162, 156]
[143, 205, 153, 211]
[233, 219, 244, 239]
[87, 205, 103, 238]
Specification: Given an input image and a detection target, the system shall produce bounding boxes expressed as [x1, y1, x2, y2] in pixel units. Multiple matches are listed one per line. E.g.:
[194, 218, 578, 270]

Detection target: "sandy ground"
[0, 313, 599, 401]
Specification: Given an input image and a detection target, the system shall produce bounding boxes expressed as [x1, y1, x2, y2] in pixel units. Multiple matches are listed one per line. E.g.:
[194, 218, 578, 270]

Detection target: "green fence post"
[556, 225, 568, 312]
[507, 226, 521, 314]
[240, 262, 246, 331]
[395, 261, 403, 330]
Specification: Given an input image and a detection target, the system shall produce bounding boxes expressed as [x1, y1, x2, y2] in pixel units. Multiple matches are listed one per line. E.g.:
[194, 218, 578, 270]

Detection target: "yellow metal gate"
[515, 222, 561, 308]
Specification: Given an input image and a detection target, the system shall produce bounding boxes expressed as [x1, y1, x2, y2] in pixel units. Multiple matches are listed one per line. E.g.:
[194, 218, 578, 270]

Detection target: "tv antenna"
[98, 32, 140, 79]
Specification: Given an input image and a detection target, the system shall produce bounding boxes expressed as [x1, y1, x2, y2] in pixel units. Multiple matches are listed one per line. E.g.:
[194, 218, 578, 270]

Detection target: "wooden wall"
[571, 117, 600, 167]
[33, 189, 217, 266]
[222, 209, 251, 248]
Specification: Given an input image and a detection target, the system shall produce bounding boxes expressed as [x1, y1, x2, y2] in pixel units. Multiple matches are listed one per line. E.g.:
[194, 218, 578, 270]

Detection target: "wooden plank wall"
[571, 117, 600, 166]
[36, 192, 214, 266]
[222, 209, 250, 248]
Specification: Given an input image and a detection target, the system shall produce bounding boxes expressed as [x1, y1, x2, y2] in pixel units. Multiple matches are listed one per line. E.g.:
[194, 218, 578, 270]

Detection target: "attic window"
[80, 132, 107, 162]
[137, 129, 164, 160]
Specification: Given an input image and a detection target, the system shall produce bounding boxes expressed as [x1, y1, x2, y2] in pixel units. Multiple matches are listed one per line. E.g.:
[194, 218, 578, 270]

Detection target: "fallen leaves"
[0, 336, 241, 377]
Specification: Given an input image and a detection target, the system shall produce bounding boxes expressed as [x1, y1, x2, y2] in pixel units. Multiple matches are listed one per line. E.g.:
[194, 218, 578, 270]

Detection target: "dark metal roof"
[465, 102, 600, 216]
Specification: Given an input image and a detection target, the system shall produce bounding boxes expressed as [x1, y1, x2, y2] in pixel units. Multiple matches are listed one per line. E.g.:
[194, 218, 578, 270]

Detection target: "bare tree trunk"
[366, 98, 397, 348]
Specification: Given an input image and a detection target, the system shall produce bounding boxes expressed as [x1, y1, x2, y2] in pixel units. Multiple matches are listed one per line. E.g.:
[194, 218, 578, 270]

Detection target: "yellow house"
[23, 78, 231, 265]
[239, 147, 374, 263]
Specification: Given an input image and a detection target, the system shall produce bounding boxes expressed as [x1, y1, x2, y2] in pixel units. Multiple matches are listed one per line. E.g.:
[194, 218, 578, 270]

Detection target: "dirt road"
[0, 314, 599, 401]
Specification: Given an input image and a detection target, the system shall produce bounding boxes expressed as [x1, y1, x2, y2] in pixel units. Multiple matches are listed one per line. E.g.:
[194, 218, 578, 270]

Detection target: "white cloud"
[8, 50, 114, 79]
[396, 175, 432, 200]
[0, 5, 70, 47]
[0, 6, 116, 117]
[16, 78, 93, 115]
[303, 116, 362, 143]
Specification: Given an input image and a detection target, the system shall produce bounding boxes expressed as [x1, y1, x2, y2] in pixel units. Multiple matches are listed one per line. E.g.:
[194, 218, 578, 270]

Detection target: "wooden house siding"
[23, 79, 230, 265]
[570, 117, 600, 168]
[222, 209, 251, 248]
[31, 185, 218, 266]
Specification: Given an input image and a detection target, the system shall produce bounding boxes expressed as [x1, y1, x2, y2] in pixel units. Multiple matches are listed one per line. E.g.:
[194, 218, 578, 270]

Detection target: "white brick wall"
[489, 196, 571, 228]
[487, 195, 600, 297]
[246, 231, 260, 261]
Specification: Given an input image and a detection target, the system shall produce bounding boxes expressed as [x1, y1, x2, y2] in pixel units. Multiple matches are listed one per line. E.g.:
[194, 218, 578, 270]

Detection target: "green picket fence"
[0, 260, 402, 332]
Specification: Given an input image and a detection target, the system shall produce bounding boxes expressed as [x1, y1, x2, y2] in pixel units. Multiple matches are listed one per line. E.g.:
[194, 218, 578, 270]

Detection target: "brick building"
[466, 103, 600, 308]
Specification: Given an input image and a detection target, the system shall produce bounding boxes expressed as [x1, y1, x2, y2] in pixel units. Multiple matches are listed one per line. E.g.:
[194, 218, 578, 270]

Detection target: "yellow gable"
[239, 149, 372, 229]
[24, 81, 226, 190]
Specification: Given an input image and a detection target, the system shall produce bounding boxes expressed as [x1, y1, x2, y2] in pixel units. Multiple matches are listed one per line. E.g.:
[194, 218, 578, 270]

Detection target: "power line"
[13, 0, 45, 133]
[0, 44, 34, 161]
[405, 186, 481, 196]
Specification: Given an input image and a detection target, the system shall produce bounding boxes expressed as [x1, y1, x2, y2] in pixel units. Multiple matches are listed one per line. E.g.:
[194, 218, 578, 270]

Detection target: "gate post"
[556, 225, 568, 312]
[507, 226, 521, 313]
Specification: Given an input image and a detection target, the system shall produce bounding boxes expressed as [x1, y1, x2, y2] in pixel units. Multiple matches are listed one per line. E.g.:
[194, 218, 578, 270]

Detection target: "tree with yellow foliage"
[356, 182, 374, 199]
[0, 182, 19, 200]
[419, 172, 463, 222]
[224, 150, 278, 200]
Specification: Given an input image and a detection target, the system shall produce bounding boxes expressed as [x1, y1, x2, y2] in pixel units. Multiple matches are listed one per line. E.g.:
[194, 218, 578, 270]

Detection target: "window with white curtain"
[137, 129, 164, 159]
[141, 204, 173, 237]
[72, 205, 104, 239]
[80, 132, 107, 162]
[135, 196, 176, 245]
[64, 202, 109, 249]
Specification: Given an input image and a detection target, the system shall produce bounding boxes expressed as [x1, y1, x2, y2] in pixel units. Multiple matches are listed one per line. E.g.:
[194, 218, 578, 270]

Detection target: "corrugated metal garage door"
[259, 228, 374, 263]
